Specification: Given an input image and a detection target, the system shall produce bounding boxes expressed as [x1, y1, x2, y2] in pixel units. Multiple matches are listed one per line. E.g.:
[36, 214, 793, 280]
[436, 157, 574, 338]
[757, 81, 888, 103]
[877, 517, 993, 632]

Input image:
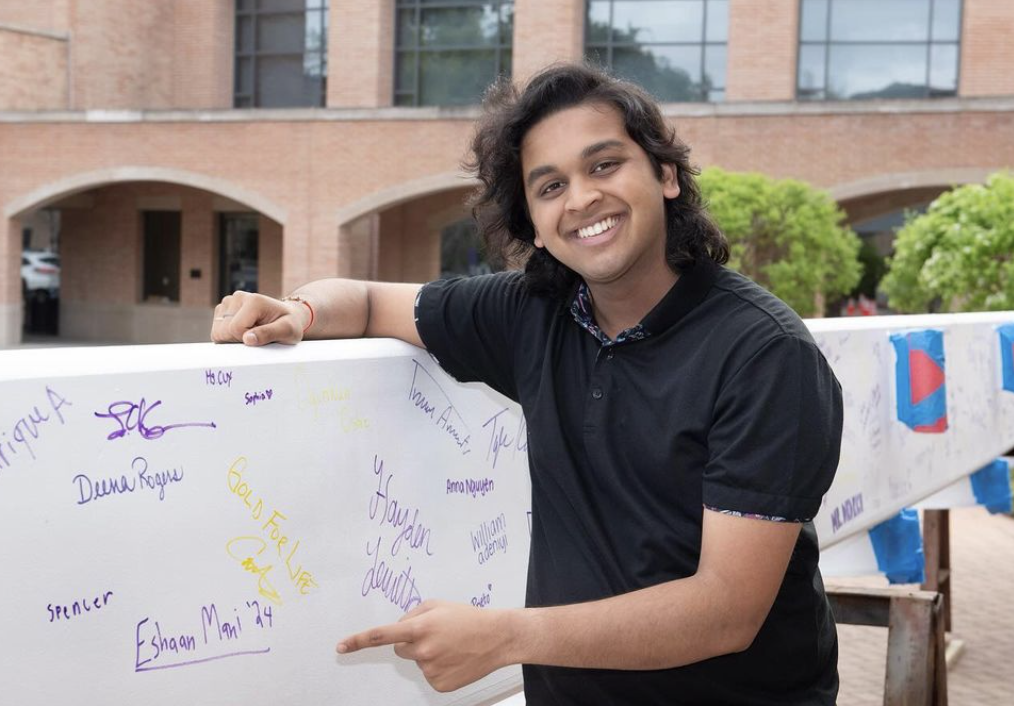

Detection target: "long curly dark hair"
[465, 62, 728, 298]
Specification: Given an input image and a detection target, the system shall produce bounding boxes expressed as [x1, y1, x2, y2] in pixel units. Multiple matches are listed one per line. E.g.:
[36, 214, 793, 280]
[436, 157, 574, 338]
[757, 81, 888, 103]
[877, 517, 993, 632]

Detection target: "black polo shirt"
[415, 257, 842, 705]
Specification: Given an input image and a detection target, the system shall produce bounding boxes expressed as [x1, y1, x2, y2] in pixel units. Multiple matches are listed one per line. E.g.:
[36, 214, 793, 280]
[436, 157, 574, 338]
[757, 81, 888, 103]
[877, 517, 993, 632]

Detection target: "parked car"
[21, 251, 60, 300]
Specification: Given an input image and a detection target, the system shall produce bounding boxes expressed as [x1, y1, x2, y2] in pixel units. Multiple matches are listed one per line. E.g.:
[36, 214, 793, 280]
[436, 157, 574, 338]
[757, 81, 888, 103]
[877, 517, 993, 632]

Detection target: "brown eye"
[541, 181, 563, 196]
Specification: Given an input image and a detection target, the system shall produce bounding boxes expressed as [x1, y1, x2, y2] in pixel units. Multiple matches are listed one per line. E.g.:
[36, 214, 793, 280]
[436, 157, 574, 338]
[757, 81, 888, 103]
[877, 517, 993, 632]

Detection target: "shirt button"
[591, 388, 603, 400]
[606, 351, 615, 360]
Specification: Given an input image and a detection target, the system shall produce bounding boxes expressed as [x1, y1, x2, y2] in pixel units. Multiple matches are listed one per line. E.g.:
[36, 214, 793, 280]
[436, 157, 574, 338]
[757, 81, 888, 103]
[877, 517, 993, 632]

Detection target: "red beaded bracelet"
[283, 295, 314, 334]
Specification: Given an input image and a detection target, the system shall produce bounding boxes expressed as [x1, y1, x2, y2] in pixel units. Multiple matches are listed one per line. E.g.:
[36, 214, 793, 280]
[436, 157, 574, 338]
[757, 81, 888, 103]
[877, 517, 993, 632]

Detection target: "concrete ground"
[835, 506, 1014, 705]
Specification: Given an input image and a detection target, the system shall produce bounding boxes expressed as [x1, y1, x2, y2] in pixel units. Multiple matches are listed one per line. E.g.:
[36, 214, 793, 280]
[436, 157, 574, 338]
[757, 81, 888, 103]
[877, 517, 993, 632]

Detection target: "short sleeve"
[415, 272, 525, 401]
[703, 334, 843, 522]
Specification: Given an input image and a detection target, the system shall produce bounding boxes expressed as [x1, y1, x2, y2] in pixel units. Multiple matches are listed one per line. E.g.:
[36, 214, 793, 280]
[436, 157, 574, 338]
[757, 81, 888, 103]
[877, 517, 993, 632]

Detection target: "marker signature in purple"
[134, 647, 270, 672]
[94, 398, 216, 441]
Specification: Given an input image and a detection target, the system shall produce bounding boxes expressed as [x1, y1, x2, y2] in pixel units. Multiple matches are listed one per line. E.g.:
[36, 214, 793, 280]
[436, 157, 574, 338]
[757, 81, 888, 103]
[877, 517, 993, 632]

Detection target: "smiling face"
[520, 101, 681, 298]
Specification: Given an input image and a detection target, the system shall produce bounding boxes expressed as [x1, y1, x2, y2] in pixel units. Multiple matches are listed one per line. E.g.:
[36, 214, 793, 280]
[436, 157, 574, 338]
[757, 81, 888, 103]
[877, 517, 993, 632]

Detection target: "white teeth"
[578, 216, 618, 239]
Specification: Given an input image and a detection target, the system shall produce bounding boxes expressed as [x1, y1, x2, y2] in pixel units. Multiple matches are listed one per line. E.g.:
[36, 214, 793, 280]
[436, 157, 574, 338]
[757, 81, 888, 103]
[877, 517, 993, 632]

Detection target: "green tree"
[881, 173, 1014, 313]
[699, 167, 862, 317]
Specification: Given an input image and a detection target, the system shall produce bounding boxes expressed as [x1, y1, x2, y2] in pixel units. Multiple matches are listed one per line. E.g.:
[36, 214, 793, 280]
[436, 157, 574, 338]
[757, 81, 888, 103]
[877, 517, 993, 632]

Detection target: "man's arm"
[210, 279, 423, 348]
[338, 509, 801, 692]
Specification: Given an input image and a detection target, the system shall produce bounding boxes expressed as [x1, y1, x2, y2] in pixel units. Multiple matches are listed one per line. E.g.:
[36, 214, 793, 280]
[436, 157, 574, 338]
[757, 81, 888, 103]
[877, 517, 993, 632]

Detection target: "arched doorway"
[335, 174, 482, 283]
[5, 171, 287, 345]
[828, 169, 991, 314]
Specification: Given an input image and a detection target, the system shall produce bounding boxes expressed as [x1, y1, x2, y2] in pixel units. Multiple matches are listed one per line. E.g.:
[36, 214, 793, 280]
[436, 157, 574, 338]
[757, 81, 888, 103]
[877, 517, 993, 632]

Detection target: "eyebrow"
[525, 139, 627, 188]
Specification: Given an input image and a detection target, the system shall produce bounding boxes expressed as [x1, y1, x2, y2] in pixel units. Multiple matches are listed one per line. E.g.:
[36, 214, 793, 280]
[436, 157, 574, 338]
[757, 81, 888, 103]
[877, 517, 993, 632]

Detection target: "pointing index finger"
[337, 621, 414, 654]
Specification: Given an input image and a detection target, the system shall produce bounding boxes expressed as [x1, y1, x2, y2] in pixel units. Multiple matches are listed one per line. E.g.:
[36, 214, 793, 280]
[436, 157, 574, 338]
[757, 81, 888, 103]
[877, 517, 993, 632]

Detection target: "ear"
[523, 200, 544, 249]
[661, 164, 681, 200]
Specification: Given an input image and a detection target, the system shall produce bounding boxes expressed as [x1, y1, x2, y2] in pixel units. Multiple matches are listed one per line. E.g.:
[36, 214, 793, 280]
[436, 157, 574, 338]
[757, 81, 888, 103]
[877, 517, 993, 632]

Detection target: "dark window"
[219, 213, 260, 299]
[142, 212, 182, 303]
[395, 1, 514, 107]
[585, 0, 728, 102]
[22, 228, 32, 250]
[797, 0, 962, 100]
[441, 218, 498, 278]
[235, 0, 328, 108]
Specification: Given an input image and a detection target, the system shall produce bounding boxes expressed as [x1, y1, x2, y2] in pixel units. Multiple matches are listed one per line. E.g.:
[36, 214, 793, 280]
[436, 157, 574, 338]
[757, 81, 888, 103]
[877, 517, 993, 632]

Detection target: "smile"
[577, 215, 620, 239]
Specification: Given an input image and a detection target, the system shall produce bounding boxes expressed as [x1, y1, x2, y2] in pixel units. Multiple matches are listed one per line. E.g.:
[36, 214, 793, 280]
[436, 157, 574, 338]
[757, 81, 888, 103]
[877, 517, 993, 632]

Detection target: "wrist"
[498, 607, 535, 667]
[282, 295, 314, 335]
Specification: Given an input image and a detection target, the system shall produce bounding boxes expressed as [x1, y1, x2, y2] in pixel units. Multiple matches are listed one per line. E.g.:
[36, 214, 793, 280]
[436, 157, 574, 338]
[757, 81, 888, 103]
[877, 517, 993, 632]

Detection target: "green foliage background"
[881, 173, 1014, 313]
[698, 167, 863, 317]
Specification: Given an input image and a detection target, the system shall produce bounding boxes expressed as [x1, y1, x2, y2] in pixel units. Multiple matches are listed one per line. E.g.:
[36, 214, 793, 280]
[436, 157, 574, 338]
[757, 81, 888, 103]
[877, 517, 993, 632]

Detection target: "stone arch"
[828, 168, 993, 203]
[335, 172, 479, 282]
[334, 171, 478, 229]
[830, 168, 992, 225]
[5, 167, 288, 346]
[4, 166, 287, 224]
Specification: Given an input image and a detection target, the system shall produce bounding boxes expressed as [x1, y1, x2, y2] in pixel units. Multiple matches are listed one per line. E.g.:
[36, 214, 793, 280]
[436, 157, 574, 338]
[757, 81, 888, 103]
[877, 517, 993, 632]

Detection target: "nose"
[565, 176, 602, 213]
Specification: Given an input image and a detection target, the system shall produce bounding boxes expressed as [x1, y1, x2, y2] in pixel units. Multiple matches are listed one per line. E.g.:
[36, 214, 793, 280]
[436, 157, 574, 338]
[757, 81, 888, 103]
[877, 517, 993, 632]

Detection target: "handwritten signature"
[370, 455, 434, 557]
[225, 536, 283, 606]
[482, 408, 528, 470]
[94, 398, 216, 441]
[0, 386, 72, 472]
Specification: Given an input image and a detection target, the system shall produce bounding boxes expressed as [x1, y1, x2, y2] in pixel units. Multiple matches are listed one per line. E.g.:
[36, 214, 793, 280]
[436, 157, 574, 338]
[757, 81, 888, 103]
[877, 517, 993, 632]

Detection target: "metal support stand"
[921, 509, 951, 632]
[827, 586, 948, 706]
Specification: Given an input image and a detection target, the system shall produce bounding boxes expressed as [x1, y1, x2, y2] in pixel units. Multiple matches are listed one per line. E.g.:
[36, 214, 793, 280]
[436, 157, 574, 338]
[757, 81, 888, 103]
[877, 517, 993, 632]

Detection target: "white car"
[21, 251, 60, 299]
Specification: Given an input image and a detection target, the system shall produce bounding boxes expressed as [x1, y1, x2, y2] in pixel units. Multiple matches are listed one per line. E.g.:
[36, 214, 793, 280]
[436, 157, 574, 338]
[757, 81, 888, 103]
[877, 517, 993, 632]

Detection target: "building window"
[395, 0, 514, 107]
[798, 0, 962, 100]
[585, 0, 728, 102]
[235, 0, 328, 108]
[219, 214, 260, 299]
[142, 212, 182, 303]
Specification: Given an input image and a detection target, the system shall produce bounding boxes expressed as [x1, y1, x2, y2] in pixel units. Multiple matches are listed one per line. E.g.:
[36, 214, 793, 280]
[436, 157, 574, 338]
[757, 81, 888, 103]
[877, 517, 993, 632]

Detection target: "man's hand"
[211, 291, 308, 346]
[337, 600, 513, 693]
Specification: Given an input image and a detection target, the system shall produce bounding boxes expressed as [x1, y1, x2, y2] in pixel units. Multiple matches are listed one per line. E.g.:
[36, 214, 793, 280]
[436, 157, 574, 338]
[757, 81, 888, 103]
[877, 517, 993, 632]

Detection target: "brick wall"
[179, 188, 216, 307]
[2, 105, 1013, 303]
[0, 0, 71, 34]
[377, 187, 470, 283]
[69, 0, 175, 109]
[0, 27, 67, 110]
[59, 183, 228, 307]
[959, 0, 1014, 97]
[328, 0, 394, 107]
[338, 214, 379, 280]
[60, 185, 139, 305]
[259, 216, 283, 298]
[173, 0, 233, 109]
[726, 0, 798, 101]
[512, 0, 584, 85]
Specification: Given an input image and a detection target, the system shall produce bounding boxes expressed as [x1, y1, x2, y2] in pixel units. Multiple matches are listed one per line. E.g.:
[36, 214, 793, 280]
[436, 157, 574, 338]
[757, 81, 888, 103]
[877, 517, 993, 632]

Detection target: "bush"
[699, 167, 862, 317]
[881, 173, 1014, 313]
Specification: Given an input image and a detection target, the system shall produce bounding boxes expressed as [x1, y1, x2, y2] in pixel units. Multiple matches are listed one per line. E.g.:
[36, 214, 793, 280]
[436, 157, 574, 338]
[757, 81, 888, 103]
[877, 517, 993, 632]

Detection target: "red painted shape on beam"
[909, 349, 945, 405]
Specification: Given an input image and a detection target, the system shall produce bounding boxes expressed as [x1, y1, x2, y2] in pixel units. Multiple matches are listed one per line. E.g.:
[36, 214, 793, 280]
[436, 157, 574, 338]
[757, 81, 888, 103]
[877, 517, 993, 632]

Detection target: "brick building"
[1, 0, 1012, 346]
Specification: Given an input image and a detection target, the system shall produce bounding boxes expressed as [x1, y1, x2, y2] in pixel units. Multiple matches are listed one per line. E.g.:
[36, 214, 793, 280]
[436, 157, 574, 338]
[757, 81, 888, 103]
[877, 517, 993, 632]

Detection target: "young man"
[212, 64, 843, 705]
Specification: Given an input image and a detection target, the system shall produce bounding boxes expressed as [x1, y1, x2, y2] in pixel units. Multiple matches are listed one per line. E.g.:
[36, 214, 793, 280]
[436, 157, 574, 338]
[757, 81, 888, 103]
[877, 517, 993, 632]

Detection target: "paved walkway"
[834, 506, 1014, 705]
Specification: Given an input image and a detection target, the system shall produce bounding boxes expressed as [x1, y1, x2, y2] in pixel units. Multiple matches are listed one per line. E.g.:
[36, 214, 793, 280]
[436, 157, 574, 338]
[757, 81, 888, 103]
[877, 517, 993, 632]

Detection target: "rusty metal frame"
[921, 508, 953, 632]
[827, 586, 948, 706]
